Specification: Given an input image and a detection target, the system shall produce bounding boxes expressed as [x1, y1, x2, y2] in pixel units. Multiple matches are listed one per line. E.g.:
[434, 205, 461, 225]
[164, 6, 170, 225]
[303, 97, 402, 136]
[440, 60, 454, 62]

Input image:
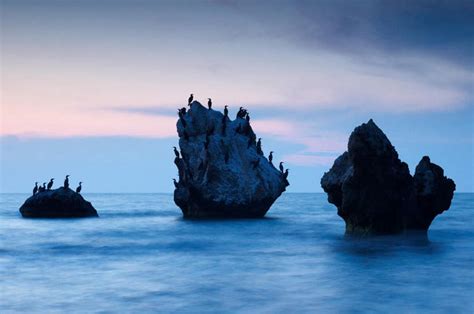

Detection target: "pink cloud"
[1, 107, 177, 138]
[282, 154, 336, 166]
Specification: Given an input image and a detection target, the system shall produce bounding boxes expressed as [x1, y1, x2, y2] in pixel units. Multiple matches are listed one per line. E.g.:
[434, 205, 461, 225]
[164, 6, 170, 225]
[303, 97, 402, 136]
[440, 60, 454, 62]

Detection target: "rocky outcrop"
[321, 119, 455, 235]
[174, 101, 289, 218]
[19, 187, 98, 218]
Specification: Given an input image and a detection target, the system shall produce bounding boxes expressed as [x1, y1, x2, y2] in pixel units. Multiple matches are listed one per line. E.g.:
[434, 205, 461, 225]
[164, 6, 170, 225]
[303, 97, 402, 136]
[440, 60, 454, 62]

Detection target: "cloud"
[251, 118, 346, 166]
[1, 107, 177, 138]
[282, 154, 337, 167]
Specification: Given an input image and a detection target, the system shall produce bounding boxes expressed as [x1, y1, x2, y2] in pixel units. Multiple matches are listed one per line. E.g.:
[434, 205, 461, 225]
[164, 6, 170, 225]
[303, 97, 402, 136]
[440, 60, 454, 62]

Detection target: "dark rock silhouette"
[19, 187, 98, 218]
[321, 119, 455, 235]
[174, 100, 289, 218]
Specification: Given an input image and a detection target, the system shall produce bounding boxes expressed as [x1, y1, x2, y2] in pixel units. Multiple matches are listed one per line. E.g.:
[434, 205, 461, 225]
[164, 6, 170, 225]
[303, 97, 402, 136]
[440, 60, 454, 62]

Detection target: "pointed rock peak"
[420, 155, 431, 163]
[348, 119, 397, 162]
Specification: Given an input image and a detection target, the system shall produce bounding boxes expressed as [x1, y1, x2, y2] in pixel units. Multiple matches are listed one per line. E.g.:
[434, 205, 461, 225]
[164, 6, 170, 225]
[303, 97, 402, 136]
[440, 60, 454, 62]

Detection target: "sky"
[1, 0, 473, 193]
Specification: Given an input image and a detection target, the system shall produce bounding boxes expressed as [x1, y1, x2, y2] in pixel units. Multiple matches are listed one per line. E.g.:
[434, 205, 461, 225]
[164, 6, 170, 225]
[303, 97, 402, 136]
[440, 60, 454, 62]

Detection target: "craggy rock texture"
[321, 119, 455, 235]
[19, 187, 98, 218]
[174, 101, 289, 218]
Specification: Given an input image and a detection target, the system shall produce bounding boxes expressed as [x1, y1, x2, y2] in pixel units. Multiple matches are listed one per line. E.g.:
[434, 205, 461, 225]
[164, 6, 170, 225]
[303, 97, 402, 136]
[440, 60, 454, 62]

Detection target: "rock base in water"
[174, 101, 289, 218]
[19, 187, 98, 218]
[321, 119, 455, 235]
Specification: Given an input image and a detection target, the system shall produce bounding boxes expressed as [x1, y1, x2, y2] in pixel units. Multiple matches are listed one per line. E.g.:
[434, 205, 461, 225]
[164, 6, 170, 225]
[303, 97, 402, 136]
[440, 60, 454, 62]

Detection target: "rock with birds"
[19, 187, 98, 218]
[173, 100, 289, 218]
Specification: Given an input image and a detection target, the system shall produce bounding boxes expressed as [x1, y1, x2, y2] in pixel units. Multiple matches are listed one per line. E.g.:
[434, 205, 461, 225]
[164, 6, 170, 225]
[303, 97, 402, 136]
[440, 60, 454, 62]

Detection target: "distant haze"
[1, 0, 473, 192]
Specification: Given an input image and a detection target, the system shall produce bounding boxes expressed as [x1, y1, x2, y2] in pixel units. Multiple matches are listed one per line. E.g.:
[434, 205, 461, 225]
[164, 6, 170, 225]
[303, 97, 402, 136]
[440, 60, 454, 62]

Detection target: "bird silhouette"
[33, 182, 38, 195]
[64, 175, 70, 189]
[208, 98, 212, 109]
[47, 178, 54, 190]
[279, 162, 284, 173]
[76, 182, 82, 193]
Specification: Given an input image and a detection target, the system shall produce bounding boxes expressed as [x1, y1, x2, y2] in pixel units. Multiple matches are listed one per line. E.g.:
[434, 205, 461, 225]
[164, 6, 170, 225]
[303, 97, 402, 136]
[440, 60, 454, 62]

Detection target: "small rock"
[19, 187, 98, 218]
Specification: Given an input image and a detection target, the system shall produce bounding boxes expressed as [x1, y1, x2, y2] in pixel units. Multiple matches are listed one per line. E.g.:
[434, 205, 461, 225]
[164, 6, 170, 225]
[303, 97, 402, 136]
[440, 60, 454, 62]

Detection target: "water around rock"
[321, 119, 455, 235]
[174, 101, 289, 218]
[19, 187, 98, 218]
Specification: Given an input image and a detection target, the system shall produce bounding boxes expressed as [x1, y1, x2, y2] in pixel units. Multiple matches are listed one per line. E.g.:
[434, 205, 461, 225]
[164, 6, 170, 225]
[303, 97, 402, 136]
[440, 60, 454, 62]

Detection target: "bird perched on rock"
[269, 151, 274, 164]
[188, 93, 193, 106]
[47, 178, 54, 190]
[173, 146, 180, 158]
[173, 178, 179, 188]
[39, 182, 46, 192]
[256, 138, 263, 155]
[33, 182, 38, 195]
[283, 169, 289, 179]
[64, 175, 70, 189]
[224, 105, 228, 117]
[279, 162, 284, 173]
[208, 98, 212, 109]
[76, 182, 82, 193]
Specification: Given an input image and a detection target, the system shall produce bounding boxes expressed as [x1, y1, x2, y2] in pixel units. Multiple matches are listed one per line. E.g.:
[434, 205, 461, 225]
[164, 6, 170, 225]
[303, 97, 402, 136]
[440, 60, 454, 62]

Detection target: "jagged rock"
[19, 187, 98, 218]
[174, 101, 289, 218]
[321, 119, 455, 235]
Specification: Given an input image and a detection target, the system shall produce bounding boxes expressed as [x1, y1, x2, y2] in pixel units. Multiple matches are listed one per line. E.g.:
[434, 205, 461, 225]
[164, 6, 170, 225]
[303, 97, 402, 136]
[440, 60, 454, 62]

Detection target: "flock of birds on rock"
[173, 94, 289, 186]
[32, 175, 83, 195]
[29, 94, 288, 194]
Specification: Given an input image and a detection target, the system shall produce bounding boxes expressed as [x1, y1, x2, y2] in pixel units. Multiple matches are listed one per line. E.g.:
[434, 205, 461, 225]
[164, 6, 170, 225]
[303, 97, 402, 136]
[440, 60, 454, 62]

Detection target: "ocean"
[1, 193, 473, 313]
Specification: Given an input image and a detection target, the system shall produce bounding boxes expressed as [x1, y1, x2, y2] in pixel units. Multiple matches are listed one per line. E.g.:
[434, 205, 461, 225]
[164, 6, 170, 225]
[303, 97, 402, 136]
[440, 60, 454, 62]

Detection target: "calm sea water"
[0, 193, 473, 313]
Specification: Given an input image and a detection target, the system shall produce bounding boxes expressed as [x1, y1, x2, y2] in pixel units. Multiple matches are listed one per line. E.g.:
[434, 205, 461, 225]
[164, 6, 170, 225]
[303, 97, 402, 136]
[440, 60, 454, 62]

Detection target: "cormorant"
[33, 182, 38, 195]
[246, 113, 250, 123]
[47, 178, 54, 190]
[76, 182, 82, 193]
[173, 146, 180, 158]
[269, 151, 274, 164]
[64, 175, 70, 189]
[39, 182, 46, 192]
[256, 138, 263, 155]
[188, 93, 194, 106]
[283, 169, 289, 179]
[237, 107, 243, 119]
[173, 178, 179, 188]
[208, 98, 212, 109]
[224, 105, 228, 117]
[279, 162, 284, 173]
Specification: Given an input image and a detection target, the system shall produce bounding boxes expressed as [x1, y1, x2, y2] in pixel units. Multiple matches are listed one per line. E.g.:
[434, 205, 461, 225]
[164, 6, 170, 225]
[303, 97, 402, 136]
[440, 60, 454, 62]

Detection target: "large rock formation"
[174, 101, 289, 218]
[321, 119, 455, 235]
[19, 187, 98, 218]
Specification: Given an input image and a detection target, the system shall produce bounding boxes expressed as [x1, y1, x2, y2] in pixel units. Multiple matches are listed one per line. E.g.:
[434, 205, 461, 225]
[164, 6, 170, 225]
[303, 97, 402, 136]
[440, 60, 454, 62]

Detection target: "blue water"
[0, 193, 473, 313]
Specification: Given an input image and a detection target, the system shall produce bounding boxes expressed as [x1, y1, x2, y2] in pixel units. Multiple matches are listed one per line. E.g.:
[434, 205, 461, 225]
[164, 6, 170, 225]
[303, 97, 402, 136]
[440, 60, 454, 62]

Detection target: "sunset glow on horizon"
[1, 0, 472, 192]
